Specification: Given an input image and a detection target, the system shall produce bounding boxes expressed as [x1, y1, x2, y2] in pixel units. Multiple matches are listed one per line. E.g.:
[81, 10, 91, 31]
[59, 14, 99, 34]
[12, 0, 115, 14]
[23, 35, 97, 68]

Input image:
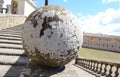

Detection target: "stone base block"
[20, 60, 80, 77]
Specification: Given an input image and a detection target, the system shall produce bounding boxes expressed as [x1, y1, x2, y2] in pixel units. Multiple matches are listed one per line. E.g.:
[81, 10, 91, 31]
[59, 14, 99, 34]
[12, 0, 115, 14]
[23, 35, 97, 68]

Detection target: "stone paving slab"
[52, 62, 95, 77]
[0, 55, 29, 65]
[0, 65, 11, 77]
[0, 65, 25, 77]
[20, 60, 95, 77]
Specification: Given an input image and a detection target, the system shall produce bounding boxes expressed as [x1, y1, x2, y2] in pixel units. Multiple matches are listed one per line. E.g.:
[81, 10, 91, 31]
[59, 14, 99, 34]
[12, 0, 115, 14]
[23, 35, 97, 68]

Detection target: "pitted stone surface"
[22, 6, 83, 67]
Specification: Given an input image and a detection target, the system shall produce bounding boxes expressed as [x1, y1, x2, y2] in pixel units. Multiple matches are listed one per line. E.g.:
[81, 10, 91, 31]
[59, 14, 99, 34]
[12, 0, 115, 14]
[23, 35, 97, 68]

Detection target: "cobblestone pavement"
[0, 25, 95, 77]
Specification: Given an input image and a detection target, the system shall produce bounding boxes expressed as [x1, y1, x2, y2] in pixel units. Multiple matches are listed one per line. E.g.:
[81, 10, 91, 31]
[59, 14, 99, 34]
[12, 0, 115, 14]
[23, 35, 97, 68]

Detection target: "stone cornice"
[25, 0, 37, 9]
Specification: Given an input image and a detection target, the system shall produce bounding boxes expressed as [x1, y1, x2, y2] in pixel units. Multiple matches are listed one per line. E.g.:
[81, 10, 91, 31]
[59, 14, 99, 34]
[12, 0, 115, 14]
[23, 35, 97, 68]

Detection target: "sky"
[33, 0, 120, 36]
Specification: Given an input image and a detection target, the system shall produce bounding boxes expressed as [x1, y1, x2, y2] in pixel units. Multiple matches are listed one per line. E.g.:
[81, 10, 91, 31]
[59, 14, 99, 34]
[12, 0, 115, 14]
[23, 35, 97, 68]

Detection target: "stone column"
[0, 0, 4, 13]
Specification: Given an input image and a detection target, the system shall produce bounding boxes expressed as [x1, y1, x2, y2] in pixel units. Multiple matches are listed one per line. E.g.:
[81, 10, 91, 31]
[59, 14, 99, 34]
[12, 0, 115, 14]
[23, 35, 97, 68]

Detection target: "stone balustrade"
[0, 14, 26, 30]
[75, 58, 120, 77]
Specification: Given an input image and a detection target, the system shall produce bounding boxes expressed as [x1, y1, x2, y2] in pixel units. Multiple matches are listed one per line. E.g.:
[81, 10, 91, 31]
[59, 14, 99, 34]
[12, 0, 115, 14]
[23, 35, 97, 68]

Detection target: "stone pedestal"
[20, 60, 80, 77]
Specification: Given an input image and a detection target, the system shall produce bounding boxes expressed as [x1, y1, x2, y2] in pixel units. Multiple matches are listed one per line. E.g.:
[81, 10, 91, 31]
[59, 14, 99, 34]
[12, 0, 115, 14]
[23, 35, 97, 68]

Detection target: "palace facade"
[0, 0, 37, 16]
[83, 33, 120, 52]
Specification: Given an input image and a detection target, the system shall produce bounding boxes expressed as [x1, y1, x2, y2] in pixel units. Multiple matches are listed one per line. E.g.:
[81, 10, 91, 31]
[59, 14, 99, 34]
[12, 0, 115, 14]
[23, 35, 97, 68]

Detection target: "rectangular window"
[91, 37, 93, 40]
[112, 45, 114, 48]
[119, 46, 120, 49]
[106, 44, 108, 47]
[103, 44, 104, 46]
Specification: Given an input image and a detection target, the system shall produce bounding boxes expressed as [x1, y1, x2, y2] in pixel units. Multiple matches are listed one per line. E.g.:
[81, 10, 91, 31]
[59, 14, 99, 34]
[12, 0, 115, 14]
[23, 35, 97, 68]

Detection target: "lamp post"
[45, 0, 48, 6]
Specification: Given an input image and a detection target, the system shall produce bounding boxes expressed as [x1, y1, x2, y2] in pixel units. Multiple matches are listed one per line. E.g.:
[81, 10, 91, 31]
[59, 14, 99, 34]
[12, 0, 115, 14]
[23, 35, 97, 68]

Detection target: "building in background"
[83, 33, 120, 52]
[0, 0, 37, 16]
[0, 0, 4, 13]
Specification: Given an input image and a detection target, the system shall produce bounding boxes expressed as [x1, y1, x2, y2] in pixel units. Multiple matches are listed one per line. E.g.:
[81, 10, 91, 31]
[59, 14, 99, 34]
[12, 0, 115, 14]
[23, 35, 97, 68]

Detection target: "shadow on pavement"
[20, 62, 65, 77]
[3, 56, 29, 77]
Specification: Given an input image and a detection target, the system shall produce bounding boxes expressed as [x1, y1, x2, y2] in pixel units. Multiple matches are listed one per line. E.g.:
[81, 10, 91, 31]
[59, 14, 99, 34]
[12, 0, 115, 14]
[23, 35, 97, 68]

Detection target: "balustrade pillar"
[95, 62, 99, 72]
[102, 63, 108, 76]
[114, 65, 120, 77]
[107, 64, 113, 77]
[75, 58, 120, 77]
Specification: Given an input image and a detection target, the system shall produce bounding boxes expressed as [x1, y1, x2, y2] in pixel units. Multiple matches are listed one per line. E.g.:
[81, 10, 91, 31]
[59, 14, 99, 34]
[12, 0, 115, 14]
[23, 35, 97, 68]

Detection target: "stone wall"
[0, 14, 26, 30]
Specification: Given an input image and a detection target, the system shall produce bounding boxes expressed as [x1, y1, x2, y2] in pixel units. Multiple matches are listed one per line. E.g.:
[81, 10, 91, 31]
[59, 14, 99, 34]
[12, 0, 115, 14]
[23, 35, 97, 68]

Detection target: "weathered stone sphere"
[22, 6, 83, 67]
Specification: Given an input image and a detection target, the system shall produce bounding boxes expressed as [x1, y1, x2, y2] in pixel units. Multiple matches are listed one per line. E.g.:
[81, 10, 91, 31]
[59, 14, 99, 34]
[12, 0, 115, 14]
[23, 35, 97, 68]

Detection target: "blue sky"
[33, 0, 120, 36]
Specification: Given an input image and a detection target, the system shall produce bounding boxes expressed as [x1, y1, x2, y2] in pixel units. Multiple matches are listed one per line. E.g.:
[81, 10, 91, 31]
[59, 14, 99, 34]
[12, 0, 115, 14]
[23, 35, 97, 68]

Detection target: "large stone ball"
[22, 6, 83, 67]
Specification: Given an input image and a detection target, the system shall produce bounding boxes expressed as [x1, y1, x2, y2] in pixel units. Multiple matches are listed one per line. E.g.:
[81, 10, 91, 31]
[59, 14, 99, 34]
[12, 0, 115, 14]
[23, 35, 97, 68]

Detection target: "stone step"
[0, 43, 23, 49]
[0, 29, 21, 32]
[0, 33, 21, 38]
[0, 31, 21, 35]
[0, 25, 27, 77]
[20, 61, 95, 77]
[0, 55, 29, 65]
[0, 39, 22, 45]
[0, 48, 26, 56]
[0, 30, 21, 33]
[0, 65, 25, 77]
[0, 27, 22, 31]
[4, 26, 22, 31]
[0, 36, 21, 41]
[0, 36, 21, 40]
[0, 34, 21, 38]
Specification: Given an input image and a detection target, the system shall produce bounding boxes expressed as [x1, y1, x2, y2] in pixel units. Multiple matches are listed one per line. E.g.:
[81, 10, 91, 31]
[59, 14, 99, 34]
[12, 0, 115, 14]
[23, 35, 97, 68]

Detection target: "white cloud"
[102, 0, 119, 4]
[63, 0, 67, 2]
[77, 13, 82, 17]
[78, 8, 120, 36]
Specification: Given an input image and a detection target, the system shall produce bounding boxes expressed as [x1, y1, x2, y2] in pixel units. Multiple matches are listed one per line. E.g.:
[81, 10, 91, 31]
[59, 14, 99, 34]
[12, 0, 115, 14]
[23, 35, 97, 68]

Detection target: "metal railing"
[75, 58, 120, 77]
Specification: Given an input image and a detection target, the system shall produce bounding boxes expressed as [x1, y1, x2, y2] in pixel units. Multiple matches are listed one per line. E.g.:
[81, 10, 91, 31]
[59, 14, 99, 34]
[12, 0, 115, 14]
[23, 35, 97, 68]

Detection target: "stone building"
[83, 33, 120, 52]
[0, 0, 4, 13]
[0, 0, 37, 16]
